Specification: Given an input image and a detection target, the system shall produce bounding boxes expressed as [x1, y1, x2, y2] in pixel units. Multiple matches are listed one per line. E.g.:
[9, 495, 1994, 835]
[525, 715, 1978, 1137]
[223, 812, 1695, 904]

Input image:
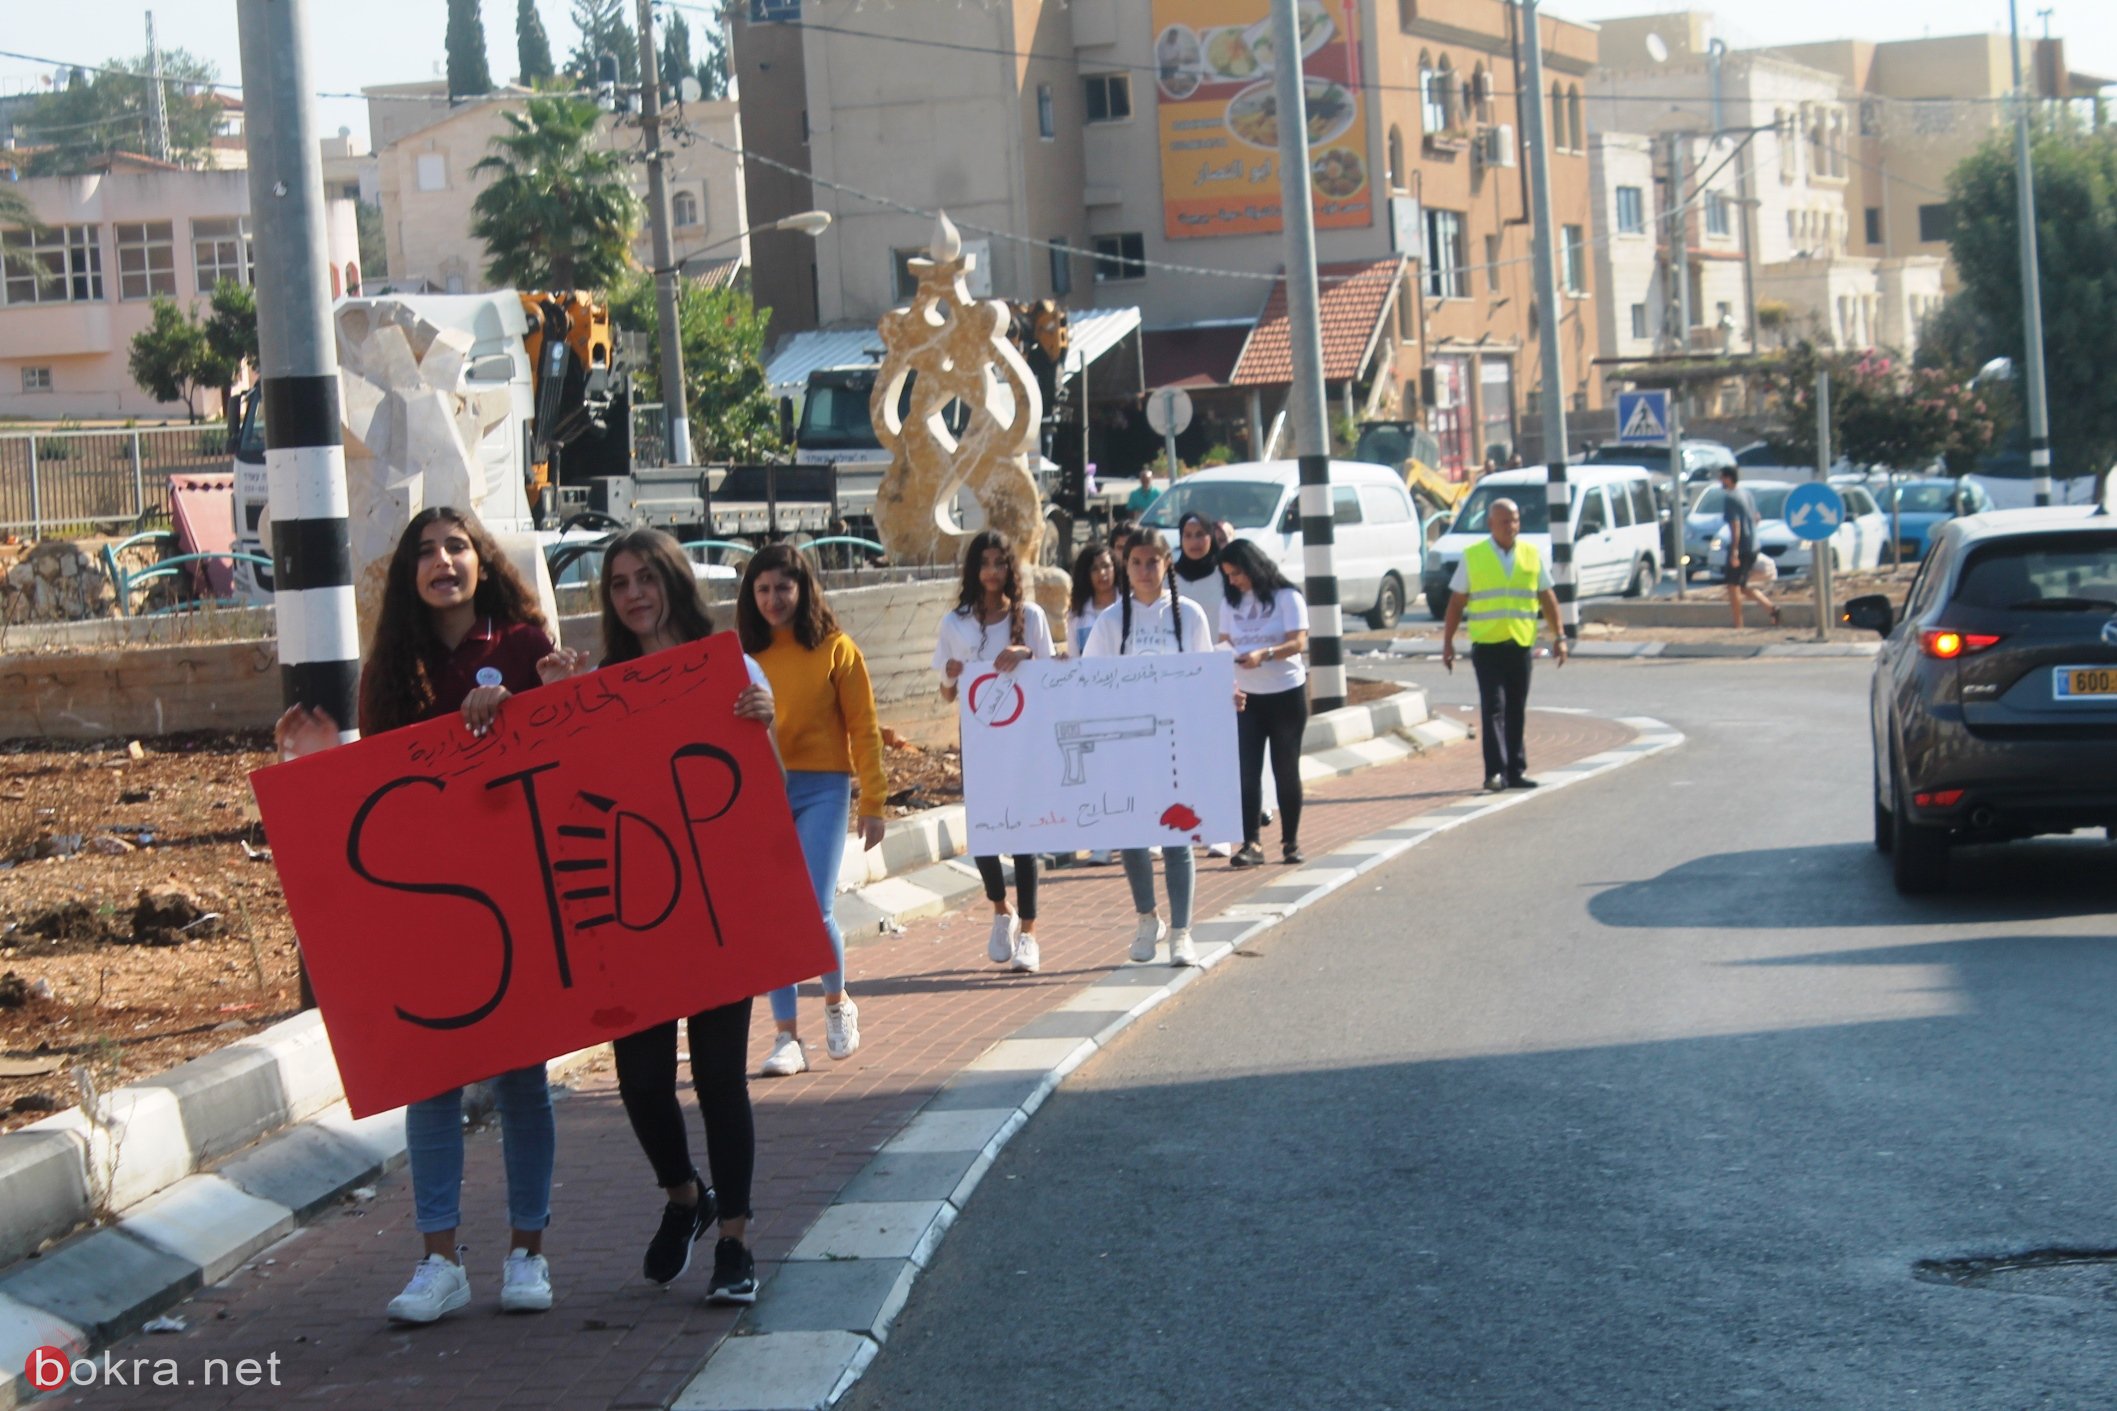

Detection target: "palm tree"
[469, 96, 639, 290]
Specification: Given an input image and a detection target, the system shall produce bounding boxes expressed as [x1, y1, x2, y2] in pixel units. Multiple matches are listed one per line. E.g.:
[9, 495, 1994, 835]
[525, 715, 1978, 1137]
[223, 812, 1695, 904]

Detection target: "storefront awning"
[1140, 324, 1253, 390]
[1229, 257, 1405, 388]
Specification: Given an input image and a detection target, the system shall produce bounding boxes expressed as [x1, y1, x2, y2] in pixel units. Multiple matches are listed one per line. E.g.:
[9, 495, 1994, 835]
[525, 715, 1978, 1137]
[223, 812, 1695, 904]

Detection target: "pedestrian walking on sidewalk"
[736, 544, 888, 1078]
[1719, 467, 1781, 628]
[1439, 497, 1568, 791]
[536, 529, 776, 1305]
[1217, 539, 1310, 866]
[1066, 539, 1120, 657]
[1084, 528, 1224, 967]
[935, 529, 1056, 973]
[272, 507, 565, 1325]
[1173, 513, 1241, 858]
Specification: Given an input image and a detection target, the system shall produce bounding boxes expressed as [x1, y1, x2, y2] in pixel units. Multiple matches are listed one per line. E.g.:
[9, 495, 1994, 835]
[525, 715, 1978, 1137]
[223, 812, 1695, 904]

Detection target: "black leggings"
[613, 997, 754, 1218]
[973, 854, 1038, 921]
[1239, 685, 1309, 848]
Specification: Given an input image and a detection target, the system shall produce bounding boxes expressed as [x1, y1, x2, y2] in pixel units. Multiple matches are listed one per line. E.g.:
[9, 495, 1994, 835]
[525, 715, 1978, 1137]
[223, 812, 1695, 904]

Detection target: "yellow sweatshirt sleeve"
[833, 635, 891, 818]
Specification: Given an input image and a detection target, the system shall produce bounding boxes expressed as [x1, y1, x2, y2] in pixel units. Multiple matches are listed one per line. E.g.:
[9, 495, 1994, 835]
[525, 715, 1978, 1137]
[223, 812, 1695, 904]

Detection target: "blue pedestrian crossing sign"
[1614, 390, 1671, 446]
[1784, 482, 1846, 542]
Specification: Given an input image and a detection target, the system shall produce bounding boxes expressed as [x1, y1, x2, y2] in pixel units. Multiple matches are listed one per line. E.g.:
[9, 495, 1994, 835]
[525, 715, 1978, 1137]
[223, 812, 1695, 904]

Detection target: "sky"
[1, 0, 2111, 151]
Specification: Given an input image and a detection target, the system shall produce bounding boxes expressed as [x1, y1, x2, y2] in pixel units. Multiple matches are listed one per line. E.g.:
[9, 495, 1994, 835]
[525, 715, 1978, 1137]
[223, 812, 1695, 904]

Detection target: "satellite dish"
[1645, 32, 1670, 63]
[678, 75, 703, 105]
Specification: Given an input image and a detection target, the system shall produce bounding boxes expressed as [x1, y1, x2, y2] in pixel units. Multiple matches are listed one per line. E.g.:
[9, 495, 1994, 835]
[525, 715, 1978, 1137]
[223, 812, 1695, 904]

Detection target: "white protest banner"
[960, 654, 1241, 853]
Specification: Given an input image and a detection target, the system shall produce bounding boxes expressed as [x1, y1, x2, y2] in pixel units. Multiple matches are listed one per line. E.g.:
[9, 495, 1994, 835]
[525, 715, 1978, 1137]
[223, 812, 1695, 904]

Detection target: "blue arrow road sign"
[1614, 390, 1671, 446]
[1784, 482, 1846, 542]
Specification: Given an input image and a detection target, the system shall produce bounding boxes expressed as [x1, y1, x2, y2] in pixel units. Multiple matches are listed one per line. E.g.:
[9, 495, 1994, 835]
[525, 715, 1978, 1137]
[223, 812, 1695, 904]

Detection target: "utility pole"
[238, 0, 359, 1009]
[637, 0, 694, 466]
[1267, 0, 1344, 711]
[1814, 370, 1833, 643]
[2008, 0, 2054, 506]
[1666, 131, 1692, 352]
[144, 12, 171, 164]
[1519, 0, 1575, 636]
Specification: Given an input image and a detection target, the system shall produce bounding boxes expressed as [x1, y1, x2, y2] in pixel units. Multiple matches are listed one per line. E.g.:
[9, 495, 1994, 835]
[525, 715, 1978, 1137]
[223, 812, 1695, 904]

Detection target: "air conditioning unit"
[1482, 125, 1517, 169]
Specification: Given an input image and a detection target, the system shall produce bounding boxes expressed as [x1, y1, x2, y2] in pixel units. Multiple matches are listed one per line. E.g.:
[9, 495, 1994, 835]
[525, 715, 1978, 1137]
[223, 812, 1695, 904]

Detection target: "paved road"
[844, 659, 2117, 1410]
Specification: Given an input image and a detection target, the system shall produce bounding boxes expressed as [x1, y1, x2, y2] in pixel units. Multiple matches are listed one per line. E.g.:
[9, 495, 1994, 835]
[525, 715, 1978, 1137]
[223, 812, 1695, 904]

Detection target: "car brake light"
[1919, 629, 2003, 659]
[1912, 789, 1965, 808]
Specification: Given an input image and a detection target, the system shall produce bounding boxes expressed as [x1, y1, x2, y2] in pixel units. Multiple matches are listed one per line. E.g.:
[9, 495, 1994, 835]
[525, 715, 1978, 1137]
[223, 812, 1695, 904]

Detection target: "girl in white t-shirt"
[1065, 539, 1119, 657]
[1082, 529, 1218, 968]
[933, 529, 1055, 973]
[1217, 538, 1310, 868]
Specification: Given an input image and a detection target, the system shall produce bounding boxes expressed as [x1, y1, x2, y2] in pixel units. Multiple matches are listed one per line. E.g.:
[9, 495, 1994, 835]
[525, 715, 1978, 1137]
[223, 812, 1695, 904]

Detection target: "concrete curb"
[670, 712, 1687, 1411]
[1370, 636, 1880, 661]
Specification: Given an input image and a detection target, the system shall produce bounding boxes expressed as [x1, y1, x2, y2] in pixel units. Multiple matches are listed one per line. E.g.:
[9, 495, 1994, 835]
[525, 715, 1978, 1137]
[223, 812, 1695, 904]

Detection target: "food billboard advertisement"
[1152, 0, 1373, 240]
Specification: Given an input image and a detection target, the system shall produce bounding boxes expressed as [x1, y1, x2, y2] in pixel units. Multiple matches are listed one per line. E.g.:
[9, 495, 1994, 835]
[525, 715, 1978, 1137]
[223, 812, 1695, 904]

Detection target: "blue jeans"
[770, 770, 851, 1023]
[405, 1063, 554, 1235]
[1121, 846, 1195, 930]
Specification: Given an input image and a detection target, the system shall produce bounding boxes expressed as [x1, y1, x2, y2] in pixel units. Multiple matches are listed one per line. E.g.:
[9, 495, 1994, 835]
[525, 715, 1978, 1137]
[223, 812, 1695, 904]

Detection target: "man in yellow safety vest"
[1440, 497, 1568, 791]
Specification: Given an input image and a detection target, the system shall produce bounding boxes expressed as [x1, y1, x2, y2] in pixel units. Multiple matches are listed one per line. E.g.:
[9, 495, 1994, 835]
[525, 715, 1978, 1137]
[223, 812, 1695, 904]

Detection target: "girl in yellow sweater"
[736, 544, 889, 1076]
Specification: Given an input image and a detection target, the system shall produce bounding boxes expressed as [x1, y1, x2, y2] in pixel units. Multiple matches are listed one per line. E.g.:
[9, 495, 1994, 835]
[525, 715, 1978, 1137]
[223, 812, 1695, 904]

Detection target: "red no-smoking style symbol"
[965, 672, 1025, 727]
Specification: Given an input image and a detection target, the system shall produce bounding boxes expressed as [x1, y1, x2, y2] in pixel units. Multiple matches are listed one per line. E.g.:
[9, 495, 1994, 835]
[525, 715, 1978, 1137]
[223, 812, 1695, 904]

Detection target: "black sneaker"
[706, 1237, 757, 1305]
[643, 1179, 716, 1285]
[1508, 776, 1540, 790]
[1229, 842, 1266, 868]
[1281, 845, 1305, 865]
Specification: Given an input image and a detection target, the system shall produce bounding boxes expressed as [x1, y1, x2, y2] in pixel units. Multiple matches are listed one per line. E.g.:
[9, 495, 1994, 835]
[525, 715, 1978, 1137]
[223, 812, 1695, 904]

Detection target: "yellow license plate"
[2056, 667, 2117, 699]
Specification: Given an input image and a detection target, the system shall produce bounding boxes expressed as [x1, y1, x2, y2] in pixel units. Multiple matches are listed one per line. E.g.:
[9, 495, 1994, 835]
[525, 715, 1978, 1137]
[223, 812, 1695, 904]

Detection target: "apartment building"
[735, 0, 1605, 475]
[1587, 128, 1750, 368]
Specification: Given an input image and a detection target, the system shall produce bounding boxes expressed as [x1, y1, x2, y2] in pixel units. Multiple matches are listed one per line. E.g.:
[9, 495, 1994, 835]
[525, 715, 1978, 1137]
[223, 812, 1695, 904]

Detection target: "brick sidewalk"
[52, 710, 1629, 1410]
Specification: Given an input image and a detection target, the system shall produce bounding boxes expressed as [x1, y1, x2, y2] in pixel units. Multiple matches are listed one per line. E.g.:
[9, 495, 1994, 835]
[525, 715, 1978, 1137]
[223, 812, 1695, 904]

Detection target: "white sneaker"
[987, 912, 1019, 964]
[499, 1248, 553, 1313]
[1206, 842, 1233, 858]
[1010, 933, 1041, 973]
[1485, 773, 1508, 793]
[1168, 929, 1197, 967]
[1130, 914, 1166, 963]
[387, 1254, 470, 1324]
[759, 1032, 808, 1077]
[824, 997, 860, 1060]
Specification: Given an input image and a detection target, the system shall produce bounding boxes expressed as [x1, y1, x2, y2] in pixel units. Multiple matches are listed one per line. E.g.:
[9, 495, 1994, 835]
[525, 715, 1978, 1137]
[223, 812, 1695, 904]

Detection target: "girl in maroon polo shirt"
[276, 506, 561, 1326]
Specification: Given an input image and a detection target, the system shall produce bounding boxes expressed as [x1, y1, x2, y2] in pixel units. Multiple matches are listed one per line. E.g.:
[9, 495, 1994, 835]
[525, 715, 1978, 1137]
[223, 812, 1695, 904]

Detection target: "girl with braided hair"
[933, 529, 1056, 972]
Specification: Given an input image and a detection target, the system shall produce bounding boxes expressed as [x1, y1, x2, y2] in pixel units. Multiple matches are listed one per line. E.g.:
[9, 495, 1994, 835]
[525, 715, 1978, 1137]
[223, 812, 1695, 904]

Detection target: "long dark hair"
[1218, 537, 1294, 611]
[360, 506, 547, 734]
[597, 528, 716, 666]
[1068, 539, 1115, 618]
[736, 542, 839, 654]
[953, 528, 1026, 649]
[1118, 528, 1184, 653]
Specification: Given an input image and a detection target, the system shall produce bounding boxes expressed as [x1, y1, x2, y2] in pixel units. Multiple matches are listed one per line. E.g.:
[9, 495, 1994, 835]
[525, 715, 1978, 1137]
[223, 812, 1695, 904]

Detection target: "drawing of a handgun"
[1056, 715, 1164, 786]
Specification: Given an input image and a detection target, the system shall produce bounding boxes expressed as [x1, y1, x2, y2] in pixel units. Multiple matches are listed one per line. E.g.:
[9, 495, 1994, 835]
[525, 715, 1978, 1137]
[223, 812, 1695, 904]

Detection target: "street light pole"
[637, 0, 694, 466]
[2008, 0, 2054, 506]
[1520, 0, 1576, 636]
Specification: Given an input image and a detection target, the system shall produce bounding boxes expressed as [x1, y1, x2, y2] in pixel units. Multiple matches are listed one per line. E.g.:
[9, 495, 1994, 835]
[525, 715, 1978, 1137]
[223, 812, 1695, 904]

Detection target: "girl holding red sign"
[734, 544, 889, 1078]
[933, 529, 1055, 974]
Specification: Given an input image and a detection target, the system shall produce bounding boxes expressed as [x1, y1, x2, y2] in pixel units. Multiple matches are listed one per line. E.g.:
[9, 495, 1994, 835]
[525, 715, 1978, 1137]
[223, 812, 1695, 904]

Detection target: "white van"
[1421, 465, 1665, 619]
[1138, 460, 1426, 628]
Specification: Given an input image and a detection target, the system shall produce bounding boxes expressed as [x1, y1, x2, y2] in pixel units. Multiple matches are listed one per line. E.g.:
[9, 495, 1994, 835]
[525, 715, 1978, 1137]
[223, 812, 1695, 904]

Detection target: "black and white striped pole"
[1268, 0, 1345, 712]
[238, 0, 360, 739]
[1519, 0, 1577, 637]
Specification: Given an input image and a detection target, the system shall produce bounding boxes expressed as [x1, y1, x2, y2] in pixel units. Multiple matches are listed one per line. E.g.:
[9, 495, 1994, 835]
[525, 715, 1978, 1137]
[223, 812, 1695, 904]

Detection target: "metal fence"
[0, 425, 236, 538]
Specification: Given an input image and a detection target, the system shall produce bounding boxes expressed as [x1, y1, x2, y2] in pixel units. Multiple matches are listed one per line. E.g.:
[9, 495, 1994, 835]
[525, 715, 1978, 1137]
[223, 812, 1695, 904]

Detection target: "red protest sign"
[250, 633, 831, 1117]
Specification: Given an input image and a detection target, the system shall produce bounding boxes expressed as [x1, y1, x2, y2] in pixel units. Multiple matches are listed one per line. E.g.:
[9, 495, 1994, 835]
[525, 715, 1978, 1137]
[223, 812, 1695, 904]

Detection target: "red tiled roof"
[1141, 324, 1252, 389]
[1229, 256, 1404, 388]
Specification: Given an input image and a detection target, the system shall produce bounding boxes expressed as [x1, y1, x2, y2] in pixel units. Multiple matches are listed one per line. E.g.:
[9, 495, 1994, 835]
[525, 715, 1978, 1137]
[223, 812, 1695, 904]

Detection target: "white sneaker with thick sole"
[499, 1249, 553, 1313]
[824, 998, 860, 1060]
[1168, 929, 1197, 966]
[387, 1254, 470, 1324]
[1130, 914, 1166, 963]
[987, 912, 1019, 964]
[759, 1032, 808, 1077]
[1010, 933, 1041, 973]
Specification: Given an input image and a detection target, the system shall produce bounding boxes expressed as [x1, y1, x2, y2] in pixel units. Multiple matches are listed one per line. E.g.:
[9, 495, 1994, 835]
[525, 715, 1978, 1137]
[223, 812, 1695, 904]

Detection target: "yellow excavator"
[1349, 420, 1478, 543]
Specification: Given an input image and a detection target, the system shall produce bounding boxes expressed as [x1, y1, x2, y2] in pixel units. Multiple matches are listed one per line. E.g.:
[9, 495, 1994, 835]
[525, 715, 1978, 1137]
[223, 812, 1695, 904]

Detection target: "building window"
[1566, 87, 1583, 153]
[1615, 186, 1644, 234]
[22, 366, 53, 392]
[1704, 191, 1730, 238]
[1398, 0, 1416, 29]
[1083, 73, 1132, 124]
[1865, 206, 1882, 245]
[1424, 209, 1465, 299]
[416, 153, 447, 191]
[116, 221, 176, 300]
[1418, 54, 1447, 135]
[1386, 125, 1405, 191]
[2, 224, 102, 305]
[1037, 83, 1055, 140]
[1550, 83, 1564, 151]
[1917, 202, 1954, 243]
[671, 190, 701, 229]
[1630, 303, 1648, 340]
[1049, 239, 1071, 296]
[1484, 234, 1502, 292]
[1091, 232, 1145, 282]
[891, 247, 923, 302]
[1435, 57, 1457, 130]
[192, 217, 252, 291]
[1561, 224, 1585, 294]
[1471, 64, 1493, 122]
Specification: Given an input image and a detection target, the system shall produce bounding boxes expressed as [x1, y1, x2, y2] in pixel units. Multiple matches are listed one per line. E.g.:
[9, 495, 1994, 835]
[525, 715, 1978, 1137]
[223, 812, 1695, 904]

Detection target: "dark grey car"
[1846, 508, 2117, 894]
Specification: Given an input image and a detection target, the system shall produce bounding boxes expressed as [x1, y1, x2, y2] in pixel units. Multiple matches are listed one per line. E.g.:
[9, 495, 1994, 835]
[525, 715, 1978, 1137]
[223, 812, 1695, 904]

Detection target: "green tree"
[21, 50, 221, 174]
[128, 298, 222, 422]
[1764, 341, 1997, 473]
[0, 186, 35, 231]
[692, 2, 731, 100]
[569, 0, 639, 85]
[355, 200, 390, 281]
[469, 96, 639, 289]
[1946, 127, 2117, 491]
[610, 272, 781, 460]
[201, 280, 258, 432]
[447, 0, 495, 98]
[516, 0, 556, 84]
[659, 10, 694, 89]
